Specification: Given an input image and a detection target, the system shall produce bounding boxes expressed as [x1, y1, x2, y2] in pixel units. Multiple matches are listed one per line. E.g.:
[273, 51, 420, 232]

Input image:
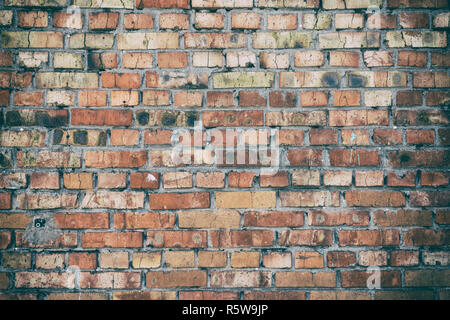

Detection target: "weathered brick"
[211, 230, 273, 248]
[82, 232, 142, 248]
[185, 33, 245, 49]
[319, 32, 380, 49]
[150, 193, 210, 209]
[279, 230, 333, 246]
[211, 271, 271, 287]
[82, 191, 145, 209]
[339, 230, 400, 246]
[146, 271, 207, 288]
[196, 12, 225, 29]
[117, 33, 179, 50]
[275, 272, 336, 287]
[308, 210, 369, 226]
[253, 32, 312, 48]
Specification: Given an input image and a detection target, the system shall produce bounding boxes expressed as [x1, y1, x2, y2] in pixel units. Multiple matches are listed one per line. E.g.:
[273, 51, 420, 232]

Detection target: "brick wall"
[0, 0, 449, 300]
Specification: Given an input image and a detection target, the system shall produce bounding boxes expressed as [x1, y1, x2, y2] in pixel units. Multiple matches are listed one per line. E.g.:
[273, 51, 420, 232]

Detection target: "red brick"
[345, 190, 406, 207]
[146, 271, 206, 288]
[203, 110, 263, 127]
[269, 91, 297, 107]
[82, 232, 143, 248]
[78, 91, 107, 107]
[68, 253, 97, 270]
[330, 149, 380, 167]
[341, 271, 401, 288]
[398, 51, 427, 67]
[0, 51, 13, 67]
[115, 212, 175, 230]
[243, 291, 305, 300]
[387, 171, 417, 187]
[144, 129, 172, 145]
[308, 210, 369, 226]
[13, 91, 43, 106]
[228, 171, 255, 188]
[339, 230, 400, 246]
[334, 90, 360, 106]
[279, 230, 333, 246]
[329, 52, 359, 67]
[406, 129, 435, 145]
[431, 52, 450, 67]
[244, 211, 304, 227]
[268, 14, 297, 30]
[327, 252, 356, 268]
[149, 192, 210, 209]
[0, 90, 9, 106]
[72, 109, 132, 126]
[180, 291, 238, 300]
[260, 171, 289, 187]
[15, 272, 74, 289]
[89, 12, 119, 30]
[388, 150, 449, 168]
[301, 91, 328, 106]
[0, 193, 11, 209]
[309, 129, 337, 145]
[414, 72, 449, 88]
[373, 209, 432, 227]
[29, 172, 59, 189]
[373, 129, 402, 145]
[207, 91, 234, 107]
[404, 229, 449, 246]
[18, 11, 48, 28]
[355, 171, 383, 187]
[232, 12, 261, 29]
[410, 191, 450, 207]
[160, 13, 189, 29]
[367, 14, 396, 29]
[102, 73, 140, 89]
[399, 13, 429, 28]
[421, 172, 448, 186]
[275, 272, 336, 288]
[427, 91, 450, 106]
[124, 14, 154, 29]
[286, 149, 322, 166]
[388, 0, 448, 8]
[54, 212, 108, 229]
[85, 151, 147, 168]
[396, 90, 422, 106]
[158, 52, 188, 69]
[0, 232, 10, 249]
[239, 91, 266, 107]
[80, 272, 140, 289]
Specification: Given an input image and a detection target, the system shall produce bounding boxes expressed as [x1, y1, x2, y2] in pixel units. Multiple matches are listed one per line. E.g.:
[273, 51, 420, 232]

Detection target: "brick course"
[0, 0, 448, 300]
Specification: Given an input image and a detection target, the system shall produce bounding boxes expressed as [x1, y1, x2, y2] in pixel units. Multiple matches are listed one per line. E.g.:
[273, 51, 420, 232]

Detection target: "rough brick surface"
[0, 1, 448, 301]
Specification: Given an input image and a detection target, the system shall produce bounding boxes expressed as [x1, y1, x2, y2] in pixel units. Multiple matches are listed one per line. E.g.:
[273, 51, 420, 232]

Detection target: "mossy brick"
[117, 33, 179, 50]
[54, 53, 83, 69]
[253, 32, 313, 49]
[385, 31, 447, 48]
[319, 32, 380, 49]
[4, 0, 67, 6]
[1, 32, 63, 48]
[69, 34, 114, 49]
[213, 72, 275, 88]
[36, 73, 98, 89]
[280, 72, 341, 88]
[73, 0, 134, 8]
